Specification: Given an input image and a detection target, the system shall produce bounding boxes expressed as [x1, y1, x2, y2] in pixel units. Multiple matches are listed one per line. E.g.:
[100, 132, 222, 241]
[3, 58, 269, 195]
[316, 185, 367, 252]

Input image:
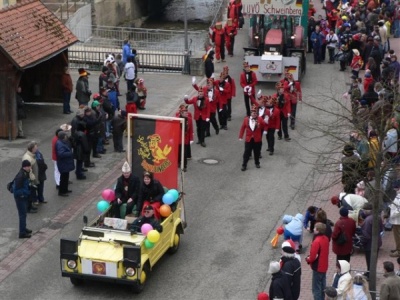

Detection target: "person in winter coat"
[350, 49, 364, 78]
[332, 260, 352, 300]
[137, 171, 165, 219]
[342, 273, 371, 300]
[61, 67, 73, 114]
[316, 209, 332, 241]
[361, 202, 383, 278]
[111, 110, 127, 153]
[224, 18, 237, 56]
[380, 261, 400, 300]
[55, 131, 75, 196]
[268, 261, 293, 300]
[336, 192, 368, 211]
[280, 241, 301, 299]
[341, 144, 362, 193]
[282, 213, 304, 252]
[303, 206, 319, 233]
[13, 160, 34, 238]
[75, 68, 91, 106]
[306, 222, 330, 300]
[363, 70, 374, 93]
[212, 22, 225, 62]
[72, 121, 89, 180]
[282, 72, 302, 130]
[130, 205, 162, 232]
[112, 161, 141, 218]
[52, 128, 63, 189]
[35, 148, 47, 204]
[22, 141, 39, 208]
[332, 207, 356, 262]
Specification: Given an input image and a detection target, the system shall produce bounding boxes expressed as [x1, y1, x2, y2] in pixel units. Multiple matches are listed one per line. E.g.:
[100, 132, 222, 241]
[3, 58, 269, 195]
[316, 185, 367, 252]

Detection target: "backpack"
[7, 180, 15, 193]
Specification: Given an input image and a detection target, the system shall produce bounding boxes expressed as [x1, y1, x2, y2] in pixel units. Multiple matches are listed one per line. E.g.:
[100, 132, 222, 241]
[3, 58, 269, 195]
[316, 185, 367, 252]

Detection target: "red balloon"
[102, 189, 115, 202]
[276, 227, 284, 235]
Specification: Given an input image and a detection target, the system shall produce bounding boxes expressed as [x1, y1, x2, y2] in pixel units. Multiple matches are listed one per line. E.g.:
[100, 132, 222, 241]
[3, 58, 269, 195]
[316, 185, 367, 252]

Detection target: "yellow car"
[60, 200, 184, 293]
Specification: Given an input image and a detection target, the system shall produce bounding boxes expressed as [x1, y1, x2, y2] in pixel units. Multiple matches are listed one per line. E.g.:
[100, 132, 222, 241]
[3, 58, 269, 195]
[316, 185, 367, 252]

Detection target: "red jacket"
[264, 106, 281, 130]
[363, 76, 374, 93]
[224, 24, 237, 41]
[214, 80, 231, 105]
[238, 116, 267, 142]
[52, 135, 58, 161]
[283, 80, 302, 104]
[240, 71, 258, 96]
[273, 92, 291, 117]
[174, 111, 194, 145]
[212, 28, 225, 46]
[185, 96, 210, 120]
[331, 216, 356, 255]
[193, 83, 221, 113]
[225, 75, 236, 98]
[306, 234, 330, 273]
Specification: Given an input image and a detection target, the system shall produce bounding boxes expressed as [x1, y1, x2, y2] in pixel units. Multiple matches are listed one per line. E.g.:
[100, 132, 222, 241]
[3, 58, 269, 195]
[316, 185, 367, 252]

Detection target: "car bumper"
[61, 271, 139, 286]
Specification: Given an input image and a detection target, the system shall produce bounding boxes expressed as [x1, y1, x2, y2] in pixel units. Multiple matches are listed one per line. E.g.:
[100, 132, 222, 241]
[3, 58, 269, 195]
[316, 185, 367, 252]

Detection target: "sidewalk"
[297, 1, 400, 299]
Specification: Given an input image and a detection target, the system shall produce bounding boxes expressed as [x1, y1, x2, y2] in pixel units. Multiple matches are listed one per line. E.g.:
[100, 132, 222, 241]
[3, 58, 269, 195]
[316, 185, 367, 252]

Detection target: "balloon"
[276, 227, 284, 235]
[162, 193, 174, 205]
[101, 189, 115, 202]
[97, 200, 110, 213]
[160, 204, 172, 217]
[167, 189, 179, 202]
[144, 239, 154, 249]
[271, 234, 279, 248]
[141, 224, 153, 236]
[147, 230, 160, 243]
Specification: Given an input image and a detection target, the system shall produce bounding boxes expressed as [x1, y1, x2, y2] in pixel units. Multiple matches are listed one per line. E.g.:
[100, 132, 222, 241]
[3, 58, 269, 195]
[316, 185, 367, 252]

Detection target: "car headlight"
[67, 260, 77, 269]
[125, 267, 136, 276]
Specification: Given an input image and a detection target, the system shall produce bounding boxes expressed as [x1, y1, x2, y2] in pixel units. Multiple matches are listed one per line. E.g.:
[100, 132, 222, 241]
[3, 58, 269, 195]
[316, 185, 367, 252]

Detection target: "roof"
[0, 0, 78, 69]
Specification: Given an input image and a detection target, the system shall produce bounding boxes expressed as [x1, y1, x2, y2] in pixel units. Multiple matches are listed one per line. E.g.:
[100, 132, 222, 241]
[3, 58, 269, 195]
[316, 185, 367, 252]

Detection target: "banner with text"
[242, 0, 303, 16]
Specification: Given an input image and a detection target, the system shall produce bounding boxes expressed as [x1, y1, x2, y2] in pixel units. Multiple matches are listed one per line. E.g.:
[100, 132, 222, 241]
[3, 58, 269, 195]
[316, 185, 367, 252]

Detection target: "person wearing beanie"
[76, 68, 91, 106]
[111, 161, 141, 218]
[306, 222, 330, 300]
[332, 206, 356, 262]
[13, 160, 34, 238]
[268, 261, 292, 300]
[257, 292, 269, 300]
[280, 240, 301, 299]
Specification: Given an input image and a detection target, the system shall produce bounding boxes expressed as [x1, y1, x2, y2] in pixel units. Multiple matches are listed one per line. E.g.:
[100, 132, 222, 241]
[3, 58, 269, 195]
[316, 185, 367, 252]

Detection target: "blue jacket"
[13, 168, 31, 198]
[310, 31, 324, 47]
[303, 207, 318, 228]
[122, 43, 134, 64]
[56, 140, 75, 173]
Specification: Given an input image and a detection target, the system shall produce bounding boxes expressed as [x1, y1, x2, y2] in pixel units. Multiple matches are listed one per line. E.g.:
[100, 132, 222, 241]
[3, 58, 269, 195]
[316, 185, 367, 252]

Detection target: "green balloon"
[167, 189, 179, 202]
[144, 239, 154, 249]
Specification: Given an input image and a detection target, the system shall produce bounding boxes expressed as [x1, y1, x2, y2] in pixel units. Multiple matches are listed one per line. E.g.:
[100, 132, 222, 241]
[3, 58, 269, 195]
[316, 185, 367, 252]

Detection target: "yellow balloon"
[147, 230, 160, 243]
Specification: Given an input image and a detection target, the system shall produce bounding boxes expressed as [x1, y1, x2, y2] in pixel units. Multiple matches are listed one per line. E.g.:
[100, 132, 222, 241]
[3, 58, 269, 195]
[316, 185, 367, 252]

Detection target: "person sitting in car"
[130, 205, 162, 233]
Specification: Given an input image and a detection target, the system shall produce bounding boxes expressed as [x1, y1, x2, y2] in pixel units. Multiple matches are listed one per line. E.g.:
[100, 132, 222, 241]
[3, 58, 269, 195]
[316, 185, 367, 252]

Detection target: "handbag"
[336, 226, 347, 245]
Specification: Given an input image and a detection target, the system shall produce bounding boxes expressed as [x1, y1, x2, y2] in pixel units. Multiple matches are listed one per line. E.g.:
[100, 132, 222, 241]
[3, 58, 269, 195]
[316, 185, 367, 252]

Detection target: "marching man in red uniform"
[240, 61, 258, 116]
[224, 19, 237, 57]
[223, 66, 236, 121]
[264, 95, 281, 155]
[273, 82, 291, 141]
[192, 77, 220, 137]
[212, 22, 226, 63]
[176, 105, 193, 172]
[238, 105, 268, 171]
[215, 72, 231, 130]
[184, 88, 210, 147]
[282, 72, 302, 130]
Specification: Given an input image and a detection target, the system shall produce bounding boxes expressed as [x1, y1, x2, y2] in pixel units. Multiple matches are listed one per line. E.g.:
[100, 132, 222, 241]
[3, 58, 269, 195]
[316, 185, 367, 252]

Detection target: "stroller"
[352, 227, 365, 252]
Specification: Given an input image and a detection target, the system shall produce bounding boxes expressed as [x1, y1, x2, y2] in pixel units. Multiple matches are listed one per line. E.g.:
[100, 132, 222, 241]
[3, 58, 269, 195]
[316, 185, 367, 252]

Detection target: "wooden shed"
[0, 0, 78, 139]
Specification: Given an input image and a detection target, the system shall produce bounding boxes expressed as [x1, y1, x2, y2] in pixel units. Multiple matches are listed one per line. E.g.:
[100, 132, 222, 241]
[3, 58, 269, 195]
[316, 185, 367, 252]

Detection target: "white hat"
[268, 261, 280, 274]
[122, 161, 131, 173]
[60, 124, 72, 131]
[352, 49, 360, 56]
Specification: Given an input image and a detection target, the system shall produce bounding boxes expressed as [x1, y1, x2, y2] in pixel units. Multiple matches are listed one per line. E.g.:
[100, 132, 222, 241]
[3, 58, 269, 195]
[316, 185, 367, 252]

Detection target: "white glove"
[184, 94, 189, 100]
[257, 89, 262, 98]
[206, 118, 210, 122]
[243, 86, 249, 92]
[219, 87, 224, 91]
[247, 86, 252, 94]
[239, 138, 243, 141]
[211, 73, 215, 79]
[219, 109, 223, 112]
[288, 113, 291, 117]
[263, 131, 267, 135]
[192, 76, 196, 85]
[190, 141, 194, 145]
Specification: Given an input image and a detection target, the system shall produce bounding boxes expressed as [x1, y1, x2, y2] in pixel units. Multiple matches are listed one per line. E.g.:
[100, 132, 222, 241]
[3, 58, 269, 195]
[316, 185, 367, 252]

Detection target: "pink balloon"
[101, 189, 115, 202]
[141, 224, 153, 236]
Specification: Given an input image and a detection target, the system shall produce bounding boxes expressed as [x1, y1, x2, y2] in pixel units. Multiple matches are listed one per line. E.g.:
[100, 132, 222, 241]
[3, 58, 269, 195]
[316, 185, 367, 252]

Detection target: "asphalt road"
[0, 18, 349, 300]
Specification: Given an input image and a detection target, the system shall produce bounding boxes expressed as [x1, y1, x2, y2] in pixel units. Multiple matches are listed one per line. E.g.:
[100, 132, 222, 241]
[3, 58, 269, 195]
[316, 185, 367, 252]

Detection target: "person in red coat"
[282, 72, 302, 130]
[306, 222, 330, 300]
[176, 105, 194, 172]
[212, 22, 225, 63]
[184, 89, 210, 147]
[264, 96, 281, 155]
[238, 105, 267, 171]
[192, 77, 220, 137]
[273, 82, 291, 141]
[240, 61, 258, 116]
[223, 66, 236, 121]
[332, 207, 356, 262]
[215, 72, 231, 130]
[227, 0, 240, 28]
[224, 18, 237, 56]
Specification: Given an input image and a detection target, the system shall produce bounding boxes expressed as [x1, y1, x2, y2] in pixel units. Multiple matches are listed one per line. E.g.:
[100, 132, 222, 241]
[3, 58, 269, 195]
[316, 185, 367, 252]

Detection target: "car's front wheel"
[132, 263, 150, 294]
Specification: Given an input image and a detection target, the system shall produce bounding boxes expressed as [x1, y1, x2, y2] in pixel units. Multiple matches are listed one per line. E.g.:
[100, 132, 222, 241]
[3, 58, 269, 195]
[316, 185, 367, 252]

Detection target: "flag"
[131, 117, 181, 189]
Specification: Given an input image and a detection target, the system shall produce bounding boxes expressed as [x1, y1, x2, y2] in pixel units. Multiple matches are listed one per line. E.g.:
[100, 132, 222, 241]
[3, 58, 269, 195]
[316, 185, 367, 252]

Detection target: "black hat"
[144, 205, 154, 211]
[342, 144, 355, 156]
[325, 286, 337, 297]
[340, 207, 349, 217]
[22, 160, 31, 167]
